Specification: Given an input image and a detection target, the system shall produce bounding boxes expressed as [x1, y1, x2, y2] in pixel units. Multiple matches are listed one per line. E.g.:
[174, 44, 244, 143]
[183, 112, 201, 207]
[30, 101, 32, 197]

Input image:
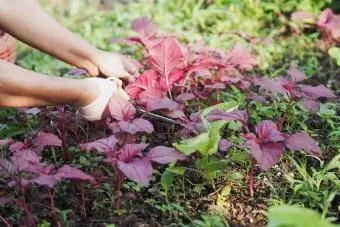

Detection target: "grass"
[0, 0, 339, 226]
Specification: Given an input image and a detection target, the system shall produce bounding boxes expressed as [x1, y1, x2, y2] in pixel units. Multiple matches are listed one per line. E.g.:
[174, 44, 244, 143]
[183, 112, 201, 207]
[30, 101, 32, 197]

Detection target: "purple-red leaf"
[33, 132, 62, 152]
[118, 143, 148, 162]
[204, 83, 226, 90]
[207, 110, 248, 125]
[219, 139, 232, 152]
[54, 165, 94, 182]
[147, 146, 187, 164]
[301, 85, 336, 100]
[109, 94, 136, 121]
[255, 120, 285, 143]
[243, 139, 284, 170]
[299, 100, 321, 113]
[225, 43, 257, 70]
[257, 77, 287, 94]
[34, 175, 58, 188]
[175, 93, 196, 102]
[258, 142, 284, 170]
[148, 37, 184, 83]
[9, 142, 25, 152]
[117, 158, 153, 187]
[131, 17, 157, 37]
[287, 65, 307, 82]
[119, 118, 154, 134]
[79, 135, 117, 153]
[285, 132, 322, 156]
[147, 97, 180, 111]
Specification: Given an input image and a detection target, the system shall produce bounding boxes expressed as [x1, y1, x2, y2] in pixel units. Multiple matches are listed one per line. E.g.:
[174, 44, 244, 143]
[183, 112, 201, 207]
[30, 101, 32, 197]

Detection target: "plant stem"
[21, 198, 36, 227]
[249, 158, 256, 197]
[114, 168, 123, 210]
[80, 183, 87, 218]
[278, 99, 294, 131]
[0, 214, 11, 227]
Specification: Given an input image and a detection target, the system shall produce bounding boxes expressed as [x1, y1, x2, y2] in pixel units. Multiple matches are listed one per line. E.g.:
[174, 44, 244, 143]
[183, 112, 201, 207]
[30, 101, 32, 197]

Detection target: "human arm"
[0, 0, 136, 81]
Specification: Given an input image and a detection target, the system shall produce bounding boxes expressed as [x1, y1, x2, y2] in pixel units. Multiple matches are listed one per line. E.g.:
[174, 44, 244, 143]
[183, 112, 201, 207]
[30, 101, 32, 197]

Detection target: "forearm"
[0, 0, 99, 73]
[0, 60, 91, 107]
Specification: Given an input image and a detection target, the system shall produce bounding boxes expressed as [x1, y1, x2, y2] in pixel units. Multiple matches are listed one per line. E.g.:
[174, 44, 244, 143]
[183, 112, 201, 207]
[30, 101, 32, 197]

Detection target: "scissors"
[134, 105, 180, 125]
[108, 77, 179, 125]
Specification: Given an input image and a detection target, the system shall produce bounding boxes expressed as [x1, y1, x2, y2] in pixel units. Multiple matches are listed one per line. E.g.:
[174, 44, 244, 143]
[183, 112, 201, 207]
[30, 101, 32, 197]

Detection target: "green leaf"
[173, 131, 220, 156]
[268, 205, 337, 227]
[329, 47, 340, 66]
[161, 170, 175, 193]
[174, 101, 238, 156]
[201, 101, 238, 132]
[166, 166, 186, 175]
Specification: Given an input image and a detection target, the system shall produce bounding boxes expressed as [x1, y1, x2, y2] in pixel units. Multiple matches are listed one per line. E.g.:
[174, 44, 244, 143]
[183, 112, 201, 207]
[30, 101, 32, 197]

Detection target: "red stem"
[0, 214, 11, 227]
[48, 189, 61, 226]
[22, 198, 36, 227]
[80, 183, 87, 218]
[249, 158, 256, 197]
[278, 99, 293, 131]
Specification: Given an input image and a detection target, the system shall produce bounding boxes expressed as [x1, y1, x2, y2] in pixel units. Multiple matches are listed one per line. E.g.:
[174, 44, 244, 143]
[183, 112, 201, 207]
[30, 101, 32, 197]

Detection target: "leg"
[0, 60, 99, 108]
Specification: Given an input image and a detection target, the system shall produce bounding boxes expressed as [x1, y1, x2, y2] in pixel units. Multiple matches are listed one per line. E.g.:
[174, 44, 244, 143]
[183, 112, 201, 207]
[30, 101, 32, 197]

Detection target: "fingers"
[121, 55, 139, 76]
[119, 71, 135, 84]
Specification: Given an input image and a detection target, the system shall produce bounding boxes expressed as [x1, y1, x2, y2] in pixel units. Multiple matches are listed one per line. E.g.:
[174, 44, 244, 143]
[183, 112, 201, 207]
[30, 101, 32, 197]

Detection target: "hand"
[89, 50, 138, 83]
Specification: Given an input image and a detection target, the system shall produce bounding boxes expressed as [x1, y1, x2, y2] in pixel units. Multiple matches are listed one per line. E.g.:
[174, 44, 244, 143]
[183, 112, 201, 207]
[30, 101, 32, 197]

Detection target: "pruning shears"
[134, 105, 180, 125]
[109, 77, 179, 125]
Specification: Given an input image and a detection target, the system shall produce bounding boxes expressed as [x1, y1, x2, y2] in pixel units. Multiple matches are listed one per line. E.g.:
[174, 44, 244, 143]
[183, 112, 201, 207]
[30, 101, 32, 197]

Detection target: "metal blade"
[134, 105, 180, 125]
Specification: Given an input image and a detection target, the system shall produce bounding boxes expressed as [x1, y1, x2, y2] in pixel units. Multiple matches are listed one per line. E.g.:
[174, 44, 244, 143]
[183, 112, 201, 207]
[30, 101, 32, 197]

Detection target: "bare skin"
[0, 0, 135, 108]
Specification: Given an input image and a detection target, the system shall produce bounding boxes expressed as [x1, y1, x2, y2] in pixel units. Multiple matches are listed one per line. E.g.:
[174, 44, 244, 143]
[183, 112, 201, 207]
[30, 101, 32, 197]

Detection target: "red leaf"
[164, 109, 186, 119]
[244, 139, 284, 170]
[131, 17, 157, 37]
[287, 65, 306, 82]
[175, 93, 196, 102]
[118, 143, 148, 162]
[34, 175, 58, 188]
[207, 110, 248, 125]
[117, 158, 153, 187]
[225, 43, 257, 70]
[54, 165, 94, 182]
[257, 77, 287, 94]
[125, 69, 160, 99]
[204, 83, 226, 90]
[258, 142, 284, 170]
[33, 132, 62, 152]
[255, 120, 285, 143]
[166, 69, 185, 86]
[148, 37, 184, 85]
[79, 135, 117, 153]
[147, 146, 187, 164]
[10, 149, 41, 171]
[299, 100, 320, 113]
[285, 132, 321, 156]
[109, 94, 136, 121]
[139, 88, 165, 105]
[9, 142, 25, 153]
[147, 97, 180, 111]
[119, 118, 154, 134]
[301, 85, 336, 100]
[219, 139, 232, 152]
